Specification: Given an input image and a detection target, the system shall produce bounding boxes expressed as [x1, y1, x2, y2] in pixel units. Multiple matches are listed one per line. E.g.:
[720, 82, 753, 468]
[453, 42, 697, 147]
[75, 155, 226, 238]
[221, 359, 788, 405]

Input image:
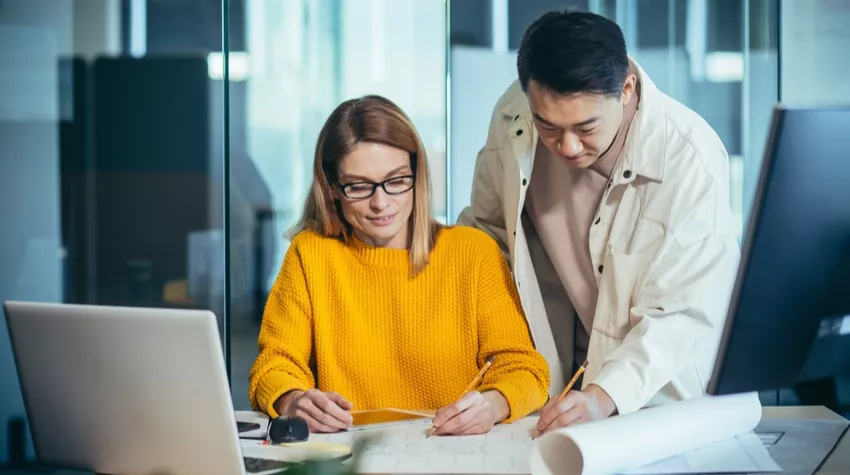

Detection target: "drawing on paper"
[309, 416, 538, 474]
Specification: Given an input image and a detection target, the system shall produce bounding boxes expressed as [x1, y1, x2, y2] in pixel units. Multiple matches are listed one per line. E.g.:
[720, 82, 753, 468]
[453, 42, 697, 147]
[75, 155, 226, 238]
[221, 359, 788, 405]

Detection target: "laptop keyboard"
[243, 456, 297, 474]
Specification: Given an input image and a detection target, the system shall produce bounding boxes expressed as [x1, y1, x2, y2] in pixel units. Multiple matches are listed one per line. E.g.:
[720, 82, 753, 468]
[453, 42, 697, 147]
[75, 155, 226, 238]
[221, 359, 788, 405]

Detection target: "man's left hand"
[536, 384, 616, 435]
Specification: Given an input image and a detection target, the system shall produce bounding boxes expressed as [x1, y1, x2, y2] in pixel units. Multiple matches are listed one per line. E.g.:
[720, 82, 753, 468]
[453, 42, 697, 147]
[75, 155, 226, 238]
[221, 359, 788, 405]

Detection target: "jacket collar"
[498, 80, 530, 121]
[501, 57, 668, 184]
[617, 58, 667, 183]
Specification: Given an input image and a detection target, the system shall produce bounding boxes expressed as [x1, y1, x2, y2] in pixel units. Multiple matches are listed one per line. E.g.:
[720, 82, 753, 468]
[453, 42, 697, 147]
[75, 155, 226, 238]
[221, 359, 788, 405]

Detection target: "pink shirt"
[525, 94, 640, 366]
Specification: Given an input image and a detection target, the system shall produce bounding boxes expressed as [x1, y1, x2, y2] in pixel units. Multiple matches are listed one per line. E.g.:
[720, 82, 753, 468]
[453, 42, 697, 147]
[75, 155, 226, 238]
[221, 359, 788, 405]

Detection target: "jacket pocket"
[592, 250, 651, 340]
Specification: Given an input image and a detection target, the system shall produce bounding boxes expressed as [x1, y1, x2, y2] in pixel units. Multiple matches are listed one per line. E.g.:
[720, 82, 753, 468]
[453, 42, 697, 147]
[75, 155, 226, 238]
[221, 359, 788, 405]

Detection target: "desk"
[3, 405, 848, 475]
[405, 405, 848, 475]
[763, 406, 849, 475]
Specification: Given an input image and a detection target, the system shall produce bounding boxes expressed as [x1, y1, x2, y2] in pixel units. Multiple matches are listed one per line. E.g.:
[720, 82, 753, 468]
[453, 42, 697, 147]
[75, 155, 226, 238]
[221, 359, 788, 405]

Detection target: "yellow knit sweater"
[248, 226, 549, 423]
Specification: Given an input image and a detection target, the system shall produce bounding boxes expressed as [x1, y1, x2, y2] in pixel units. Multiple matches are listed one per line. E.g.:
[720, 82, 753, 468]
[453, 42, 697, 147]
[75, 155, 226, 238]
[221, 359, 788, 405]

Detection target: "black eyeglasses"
[337, 175, 415, 199]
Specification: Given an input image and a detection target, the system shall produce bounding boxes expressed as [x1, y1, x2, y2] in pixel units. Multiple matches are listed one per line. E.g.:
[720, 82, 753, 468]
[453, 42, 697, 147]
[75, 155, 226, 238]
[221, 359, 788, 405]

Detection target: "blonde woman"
[248, 95, 549, 435]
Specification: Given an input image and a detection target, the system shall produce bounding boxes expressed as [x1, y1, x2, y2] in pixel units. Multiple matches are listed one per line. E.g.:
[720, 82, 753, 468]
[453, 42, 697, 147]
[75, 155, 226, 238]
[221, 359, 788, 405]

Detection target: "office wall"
[0, 1, 69, 461]
[449, 46, 516, 218]
[72, 0, 121, 61]
[780, 0, 850, 105]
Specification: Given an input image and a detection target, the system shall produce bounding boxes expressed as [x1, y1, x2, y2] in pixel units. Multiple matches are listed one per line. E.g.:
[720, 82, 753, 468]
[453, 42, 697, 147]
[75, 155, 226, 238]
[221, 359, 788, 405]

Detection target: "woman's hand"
[431, 390, 509, 436]
[276, 389, 354, 433]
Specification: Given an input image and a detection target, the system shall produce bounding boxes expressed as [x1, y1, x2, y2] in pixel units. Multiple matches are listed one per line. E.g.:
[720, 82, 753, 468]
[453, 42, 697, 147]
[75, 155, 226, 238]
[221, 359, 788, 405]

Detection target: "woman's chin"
[368, 228, 402, 243]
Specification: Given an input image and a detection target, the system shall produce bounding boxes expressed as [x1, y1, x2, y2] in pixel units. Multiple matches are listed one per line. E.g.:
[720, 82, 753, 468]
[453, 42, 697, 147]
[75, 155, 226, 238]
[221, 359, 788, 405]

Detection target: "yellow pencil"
[426, 355, 495, 438]
[532, 360, 588, 440]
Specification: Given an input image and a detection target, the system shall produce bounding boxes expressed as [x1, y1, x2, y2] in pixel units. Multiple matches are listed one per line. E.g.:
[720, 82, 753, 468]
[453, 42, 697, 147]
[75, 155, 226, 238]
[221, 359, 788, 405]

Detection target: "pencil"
[426, 355, 496, 438]
[532, 360, 588, 440]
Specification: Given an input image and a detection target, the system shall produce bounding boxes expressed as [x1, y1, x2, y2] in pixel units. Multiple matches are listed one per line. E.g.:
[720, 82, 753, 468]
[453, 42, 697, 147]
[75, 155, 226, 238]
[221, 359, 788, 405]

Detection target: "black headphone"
[267, 415, 309, 444]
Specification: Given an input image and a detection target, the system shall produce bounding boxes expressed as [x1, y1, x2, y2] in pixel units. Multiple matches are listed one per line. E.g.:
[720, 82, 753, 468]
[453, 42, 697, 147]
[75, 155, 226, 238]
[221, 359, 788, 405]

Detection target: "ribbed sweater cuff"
[479, 373, 546, 424]
[254, 371, 311, 418]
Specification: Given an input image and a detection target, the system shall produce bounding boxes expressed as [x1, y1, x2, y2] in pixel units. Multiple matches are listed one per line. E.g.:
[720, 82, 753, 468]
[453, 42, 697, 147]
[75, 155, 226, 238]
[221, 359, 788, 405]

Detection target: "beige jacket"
[457, 60, 741, 415]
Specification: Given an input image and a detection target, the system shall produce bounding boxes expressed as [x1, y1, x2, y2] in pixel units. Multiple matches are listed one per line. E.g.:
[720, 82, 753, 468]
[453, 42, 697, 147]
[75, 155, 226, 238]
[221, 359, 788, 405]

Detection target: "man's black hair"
[517, 10, 629, 98]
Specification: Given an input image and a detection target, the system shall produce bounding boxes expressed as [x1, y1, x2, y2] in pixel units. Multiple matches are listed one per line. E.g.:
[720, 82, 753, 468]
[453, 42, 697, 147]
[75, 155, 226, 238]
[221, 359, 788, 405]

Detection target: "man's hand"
[275, 389, 354, 433]
[432, 391, 509, 436]
[536, 384, 616, 435]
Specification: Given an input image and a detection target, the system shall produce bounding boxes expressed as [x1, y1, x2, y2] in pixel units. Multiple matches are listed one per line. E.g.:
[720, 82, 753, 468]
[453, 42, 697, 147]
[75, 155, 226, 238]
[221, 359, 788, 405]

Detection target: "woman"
[248, 95, 549, 436]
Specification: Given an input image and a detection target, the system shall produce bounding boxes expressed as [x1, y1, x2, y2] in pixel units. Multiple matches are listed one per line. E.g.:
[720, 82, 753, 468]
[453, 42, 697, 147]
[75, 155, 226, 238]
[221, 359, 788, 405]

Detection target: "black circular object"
[268, 416, 309, 443]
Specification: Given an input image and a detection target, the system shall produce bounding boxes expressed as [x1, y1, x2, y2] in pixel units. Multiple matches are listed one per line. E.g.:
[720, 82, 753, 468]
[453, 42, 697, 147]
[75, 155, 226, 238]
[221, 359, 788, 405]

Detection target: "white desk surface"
[4, 406, 847, 475]
[762, 405, 849, 475]
[329, 405, 849, 475]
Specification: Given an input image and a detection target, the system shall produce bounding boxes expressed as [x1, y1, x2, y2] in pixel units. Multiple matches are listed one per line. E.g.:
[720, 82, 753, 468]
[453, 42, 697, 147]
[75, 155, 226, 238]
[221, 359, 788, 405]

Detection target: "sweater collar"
[347, 233, 410, 269]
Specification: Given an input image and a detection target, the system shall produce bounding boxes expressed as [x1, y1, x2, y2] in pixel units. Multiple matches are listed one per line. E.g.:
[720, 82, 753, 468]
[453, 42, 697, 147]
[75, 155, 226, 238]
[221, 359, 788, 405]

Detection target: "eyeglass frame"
[335, 174, 416, 199]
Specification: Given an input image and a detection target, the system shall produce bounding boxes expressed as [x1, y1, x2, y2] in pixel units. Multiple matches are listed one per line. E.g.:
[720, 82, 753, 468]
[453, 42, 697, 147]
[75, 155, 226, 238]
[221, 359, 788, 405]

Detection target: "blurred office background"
[1, 0, 849, 466]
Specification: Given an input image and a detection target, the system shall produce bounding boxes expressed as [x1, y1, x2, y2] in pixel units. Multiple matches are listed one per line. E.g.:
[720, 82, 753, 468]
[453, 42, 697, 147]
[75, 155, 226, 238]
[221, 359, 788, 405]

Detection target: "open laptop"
[3, 301, 303, 475]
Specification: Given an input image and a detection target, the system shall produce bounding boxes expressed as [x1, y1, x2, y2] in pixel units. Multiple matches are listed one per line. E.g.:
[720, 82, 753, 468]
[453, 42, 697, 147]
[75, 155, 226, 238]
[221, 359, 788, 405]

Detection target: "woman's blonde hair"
[290, 95, 442, 274]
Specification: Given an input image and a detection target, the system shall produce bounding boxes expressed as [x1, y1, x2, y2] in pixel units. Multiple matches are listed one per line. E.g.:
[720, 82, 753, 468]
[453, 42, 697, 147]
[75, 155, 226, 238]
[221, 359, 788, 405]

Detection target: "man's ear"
[621, 73, 638, 105]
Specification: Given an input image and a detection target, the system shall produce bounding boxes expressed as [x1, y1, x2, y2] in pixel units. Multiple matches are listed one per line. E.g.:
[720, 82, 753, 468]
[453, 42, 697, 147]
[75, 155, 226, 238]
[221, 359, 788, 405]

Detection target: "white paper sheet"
[621, 432, 779, 474]
[310, 417, 538, 474]
[530, 392, 781, 475]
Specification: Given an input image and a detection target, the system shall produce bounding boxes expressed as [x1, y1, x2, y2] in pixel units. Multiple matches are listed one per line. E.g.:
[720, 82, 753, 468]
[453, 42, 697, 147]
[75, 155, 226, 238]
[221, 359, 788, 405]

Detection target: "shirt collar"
[612, 58, 667, 184]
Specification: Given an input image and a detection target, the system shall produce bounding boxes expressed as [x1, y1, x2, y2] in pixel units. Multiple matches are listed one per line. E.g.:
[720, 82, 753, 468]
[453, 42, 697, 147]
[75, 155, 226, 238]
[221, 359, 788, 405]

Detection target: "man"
[457, 10, 740, 435]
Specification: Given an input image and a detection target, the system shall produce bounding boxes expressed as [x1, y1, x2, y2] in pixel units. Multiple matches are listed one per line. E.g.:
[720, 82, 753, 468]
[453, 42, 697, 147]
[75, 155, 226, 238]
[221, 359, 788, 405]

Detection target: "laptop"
[3, 301, 302, 475]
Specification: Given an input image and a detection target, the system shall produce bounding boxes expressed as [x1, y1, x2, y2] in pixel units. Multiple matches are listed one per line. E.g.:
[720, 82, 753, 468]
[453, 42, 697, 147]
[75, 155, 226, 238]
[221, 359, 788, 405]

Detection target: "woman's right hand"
[276, 389, 354, 433]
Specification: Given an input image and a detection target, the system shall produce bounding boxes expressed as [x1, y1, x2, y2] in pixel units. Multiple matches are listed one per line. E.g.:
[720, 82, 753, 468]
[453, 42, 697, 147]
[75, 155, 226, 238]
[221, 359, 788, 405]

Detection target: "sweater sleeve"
[248, 237, 315, 417]
[473, 236, 550, 422]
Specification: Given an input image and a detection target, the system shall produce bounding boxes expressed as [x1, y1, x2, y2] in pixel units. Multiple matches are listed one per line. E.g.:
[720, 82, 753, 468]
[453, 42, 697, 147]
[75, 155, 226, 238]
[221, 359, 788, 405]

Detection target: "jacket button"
[516, 129, 523, 136]
[598, 265, 604, 273]
[623, 170, 633, 179]
[514, 114, 519, 121]
[522, 178, 528, 186]
[594, 217, 601, 225]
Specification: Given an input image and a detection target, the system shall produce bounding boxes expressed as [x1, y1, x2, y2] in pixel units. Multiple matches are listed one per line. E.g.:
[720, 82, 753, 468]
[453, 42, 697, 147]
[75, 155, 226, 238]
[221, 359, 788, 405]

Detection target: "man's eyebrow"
[339, 165, 411, 182]
[574, 116, 599, 127]
[532, 112, 558, 127]
[532, 112, 599, 128]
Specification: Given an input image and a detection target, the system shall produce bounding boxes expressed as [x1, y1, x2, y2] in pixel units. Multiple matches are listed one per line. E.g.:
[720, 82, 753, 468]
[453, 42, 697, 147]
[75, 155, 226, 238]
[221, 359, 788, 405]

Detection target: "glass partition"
[0, 0, 227, 464]
[448, 0, 780, 239]
[226, 0, 448, 410]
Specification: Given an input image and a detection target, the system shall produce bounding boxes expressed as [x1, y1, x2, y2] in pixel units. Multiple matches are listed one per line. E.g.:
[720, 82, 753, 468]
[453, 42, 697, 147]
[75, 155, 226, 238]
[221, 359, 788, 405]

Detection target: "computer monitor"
[708, 105, 850, 395]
